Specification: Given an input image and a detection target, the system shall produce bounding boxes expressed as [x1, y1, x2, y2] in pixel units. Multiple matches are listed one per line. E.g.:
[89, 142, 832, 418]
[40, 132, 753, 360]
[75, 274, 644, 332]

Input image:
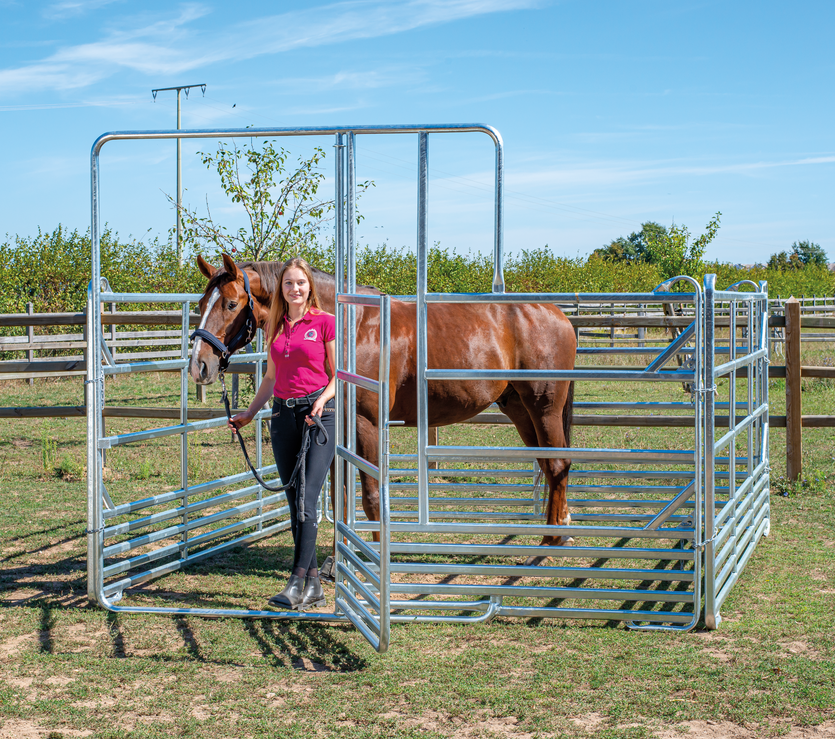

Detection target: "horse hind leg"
[355, 415, 381, 543]
[502, 385, 573, 552]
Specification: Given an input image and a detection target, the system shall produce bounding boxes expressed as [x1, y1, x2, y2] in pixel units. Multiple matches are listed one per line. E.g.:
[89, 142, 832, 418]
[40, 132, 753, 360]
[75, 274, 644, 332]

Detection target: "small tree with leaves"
[593, 221, 669, 263]
[644, 212, 722, 279]
[172, 140, 371, 262]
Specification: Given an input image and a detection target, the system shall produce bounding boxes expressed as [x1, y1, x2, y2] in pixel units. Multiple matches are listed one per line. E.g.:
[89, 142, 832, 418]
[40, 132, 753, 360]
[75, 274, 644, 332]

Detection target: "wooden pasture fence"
[1, 301, 833, 479]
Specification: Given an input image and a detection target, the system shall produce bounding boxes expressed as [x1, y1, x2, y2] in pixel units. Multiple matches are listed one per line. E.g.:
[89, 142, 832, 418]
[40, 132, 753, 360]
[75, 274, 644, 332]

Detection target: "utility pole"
[152, 84, 206, 265]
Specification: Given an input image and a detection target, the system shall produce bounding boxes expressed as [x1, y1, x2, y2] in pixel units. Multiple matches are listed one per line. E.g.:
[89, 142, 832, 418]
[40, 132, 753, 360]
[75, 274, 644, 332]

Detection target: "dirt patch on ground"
[373, 709, 534, 738]
[656, 721, 835, 738]
[777, 639, 825, 660]
[0, 633, 34, 659]
[0, 720, 92, 738]
[571, 712, 606, 731]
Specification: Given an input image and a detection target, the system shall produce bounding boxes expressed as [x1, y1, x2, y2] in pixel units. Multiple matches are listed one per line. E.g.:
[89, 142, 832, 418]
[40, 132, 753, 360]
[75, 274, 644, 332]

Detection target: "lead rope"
[220, 374, 327, 521]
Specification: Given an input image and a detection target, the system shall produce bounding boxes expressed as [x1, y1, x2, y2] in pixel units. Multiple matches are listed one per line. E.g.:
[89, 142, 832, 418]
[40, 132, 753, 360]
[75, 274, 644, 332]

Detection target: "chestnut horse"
[189, 253, 577, 548]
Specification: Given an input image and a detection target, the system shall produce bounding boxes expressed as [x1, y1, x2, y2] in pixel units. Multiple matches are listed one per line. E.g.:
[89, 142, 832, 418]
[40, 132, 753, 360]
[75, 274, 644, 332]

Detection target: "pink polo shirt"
[271, 309, 335, 399]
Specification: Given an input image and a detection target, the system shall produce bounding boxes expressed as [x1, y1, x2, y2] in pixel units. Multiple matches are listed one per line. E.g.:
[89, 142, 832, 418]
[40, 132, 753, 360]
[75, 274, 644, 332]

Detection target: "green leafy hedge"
[2, 226, 833, 318]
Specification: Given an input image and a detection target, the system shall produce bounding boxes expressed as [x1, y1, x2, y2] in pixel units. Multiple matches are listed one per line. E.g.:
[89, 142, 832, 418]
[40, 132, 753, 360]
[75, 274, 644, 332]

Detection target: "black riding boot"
[299, 576, 326, 611]
[268, 574, 305, 609]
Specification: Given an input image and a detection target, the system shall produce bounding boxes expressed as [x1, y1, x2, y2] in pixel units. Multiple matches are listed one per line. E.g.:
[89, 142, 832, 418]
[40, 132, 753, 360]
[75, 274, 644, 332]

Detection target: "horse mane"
[228, 259, 382, 296]
[203, 258, 382, 298]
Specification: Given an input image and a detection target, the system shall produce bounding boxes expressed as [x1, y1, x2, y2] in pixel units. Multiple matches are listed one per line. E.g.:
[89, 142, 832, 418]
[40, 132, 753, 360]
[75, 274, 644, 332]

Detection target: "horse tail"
[562, 380, 574, 448]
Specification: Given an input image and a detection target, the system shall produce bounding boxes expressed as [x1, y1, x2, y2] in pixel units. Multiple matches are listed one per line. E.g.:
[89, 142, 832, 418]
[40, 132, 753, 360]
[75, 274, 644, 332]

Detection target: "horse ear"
[221, 252, 239, 279]
[196, 255, 216, 279]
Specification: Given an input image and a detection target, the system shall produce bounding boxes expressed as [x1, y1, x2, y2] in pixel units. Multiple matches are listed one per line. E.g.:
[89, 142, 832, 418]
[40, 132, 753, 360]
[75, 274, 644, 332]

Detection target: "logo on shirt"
[303, 328, 318, 342]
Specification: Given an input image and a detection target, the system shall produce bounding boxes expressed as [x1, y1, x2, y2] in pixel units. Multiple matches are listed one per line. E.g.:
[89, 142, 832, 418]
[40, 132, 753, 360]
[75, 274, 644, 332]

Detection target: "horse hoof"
[558, 536, 575, 547]
[521, 555, 550, 567]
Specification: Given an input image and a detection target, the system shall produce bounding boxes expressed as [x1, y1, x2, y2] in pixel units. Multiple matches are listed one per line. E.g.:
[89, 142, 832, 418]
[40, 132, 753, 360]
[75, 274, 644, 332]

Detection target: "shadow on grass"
[244, 618, 368, 672]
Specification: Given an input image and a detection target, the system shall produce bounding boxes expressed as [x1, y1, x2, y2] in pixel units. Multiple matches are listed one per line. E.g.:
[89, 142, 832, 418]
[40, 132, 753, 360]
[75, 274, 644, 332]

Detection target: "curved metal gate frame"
[86, 123, 503, 653]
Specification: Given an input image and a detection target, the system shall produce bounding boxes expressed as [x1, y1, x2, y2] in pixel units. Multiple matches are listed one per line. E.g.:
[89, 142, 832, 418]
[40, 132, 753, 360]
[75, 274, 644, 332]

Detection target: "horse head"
[189, 253, 272, 385]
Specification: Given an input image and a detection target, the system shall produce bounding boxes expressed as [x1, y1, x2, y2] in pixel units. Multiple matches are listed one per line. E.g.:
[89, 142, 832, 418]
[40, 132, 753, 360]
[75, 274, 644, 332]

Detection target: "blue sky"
[2, 0, 833, 265]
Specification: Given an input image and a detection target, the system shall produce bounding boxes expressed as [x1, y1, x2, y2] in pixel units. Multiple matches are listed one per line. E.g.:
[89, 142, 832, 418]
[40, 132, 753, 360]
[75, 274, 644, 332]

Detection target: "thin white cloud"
[0, 0, 544, 95]
[42, 0, 124, 20]
[504, 153, 835, 190]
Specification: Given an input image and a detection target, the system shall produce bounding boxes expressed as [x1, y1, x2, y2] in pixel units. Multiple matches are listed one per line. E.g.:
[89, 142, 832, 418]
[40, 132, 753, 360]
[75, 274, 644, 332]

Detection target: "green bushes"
[0, 226, 206, 315]
[1, 226, 833, 317]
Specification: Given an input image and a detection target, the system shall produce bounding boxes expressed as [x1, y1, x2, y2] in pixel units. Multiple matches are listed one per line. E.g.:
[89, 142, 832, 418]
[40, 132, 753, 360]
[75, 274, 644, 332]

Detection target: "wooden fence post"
[785, 297, 802, 481]
[27, 302, 34, 386]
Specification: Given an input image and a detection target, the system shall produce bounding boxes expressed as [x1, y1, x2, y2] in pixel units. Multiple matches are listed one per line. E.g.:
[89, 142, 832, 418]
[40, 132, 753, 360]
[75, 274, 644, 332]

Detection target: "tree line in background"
[1, 139, 832, 317]
[1, 225, 833, 318]
[595, 218, 830, 273]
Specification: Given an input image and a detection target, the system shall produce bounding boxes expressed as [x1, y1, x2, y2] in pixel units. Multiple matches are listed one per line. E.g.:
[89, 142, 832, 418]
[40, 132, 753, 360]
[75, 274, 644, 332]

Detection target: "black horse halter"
[190, 269, 258, 373]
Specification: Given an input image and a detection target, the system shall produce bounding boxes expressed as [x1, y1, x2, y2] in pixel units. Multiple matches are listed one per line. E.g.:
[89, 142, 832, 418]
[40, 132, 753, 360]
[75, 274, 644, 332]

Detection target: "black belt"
[274, 387, 325, 408]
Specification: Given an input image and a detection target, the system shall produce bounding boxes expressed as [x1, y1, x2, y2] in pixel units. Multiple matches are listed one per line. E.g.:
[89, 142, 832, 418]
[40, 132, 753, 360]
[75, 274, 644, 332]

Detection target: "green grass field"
[1, 347, 833, 739]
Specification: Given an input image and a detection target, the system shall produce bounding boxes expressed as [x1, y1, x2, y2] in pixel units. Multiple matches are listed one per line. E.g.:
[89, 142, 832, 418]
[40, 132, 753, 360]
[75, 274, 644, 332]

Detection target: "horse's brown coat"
[190, 254, 577, 546]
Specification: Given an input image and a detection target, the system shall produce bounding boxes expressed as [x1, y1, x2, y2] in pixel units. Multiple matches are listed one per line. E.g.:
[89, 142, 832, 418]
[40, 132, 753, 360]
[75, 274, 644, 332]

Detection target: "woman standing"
[229, 257, 336, 611]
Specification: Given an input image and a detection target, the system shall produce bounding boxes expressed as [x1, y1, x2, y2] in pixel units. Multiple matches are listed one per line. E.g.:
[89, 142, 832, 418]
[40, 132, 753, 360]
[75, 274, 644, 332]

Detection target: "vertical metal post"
[346, 132, 358, 529]
[87, 145, 104, 604]
[176, 89, 182, 264]
[492, 132, 505, 293]
[703, 274, 718, 628]
[377, 294, 392, 652]
[180, 301, 190, 559]
[333, 133, 345, 609]
[638, 304, 645, 348]
[728, 301, 738, 580]
[416, 132, 430, 526]
[255, 328, 264, 531]
[760, 281, 770, 534]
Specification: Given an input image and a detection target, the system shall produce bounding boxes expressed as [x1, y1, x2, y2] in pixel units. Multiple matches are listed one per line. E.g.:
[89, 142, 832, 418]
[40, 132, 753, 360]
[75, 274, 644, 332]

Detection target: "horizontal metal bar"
[103, 507, 291, 578]
[104, 494, 290, 552]
[355, 521, 694, 539]
[336, 522, 382, 566]
[337, 294, 382, 307]
[104, 484, 287, 541]
[713, 347, 769, 377]
[425, 369, 695, 383]
[427, 446, 695, 463]
[103, 521, 291, 595]
[337, 445, 380, 479]
[99, 407, 271, 449]
[384, 542, 694, 561]
[100, 292, 202, 303]
[713, 403, 768, 454]
[390, 562, 693, 582]
[495, 605, 695, 624]
[336, 370, 379, 394]
[104, 465, 277, 519]
[94, 123, 503, 151]
[335, 591, 381, 646]
[337, 543, 381, 594]
[423, 292, 696, 304]
[388, 582, 693, 602]
[714, 513, 769, 613]
[103, 358, 188, 375]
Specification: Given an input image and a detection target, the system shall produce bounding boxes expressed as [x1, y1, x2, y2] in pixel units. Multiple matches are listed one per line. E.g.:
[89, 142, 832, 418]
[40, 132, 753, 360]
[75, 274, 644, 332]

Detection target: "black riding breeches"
[269, 397, 336, 573]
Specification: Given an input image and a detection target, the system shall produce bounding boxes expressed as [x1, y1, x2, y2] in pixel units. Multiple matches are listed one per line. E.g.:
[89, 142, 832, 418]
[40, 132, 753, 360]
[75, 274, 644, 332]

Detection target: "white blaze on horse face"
[193, 287, 221, 360]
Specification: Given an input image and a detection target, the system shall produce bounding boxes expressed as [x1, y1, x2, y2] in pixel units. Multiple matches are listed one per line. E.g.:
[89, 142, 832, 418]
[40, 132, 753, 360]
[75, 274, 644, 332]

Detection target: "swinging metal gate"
[87, 124, 769, 653]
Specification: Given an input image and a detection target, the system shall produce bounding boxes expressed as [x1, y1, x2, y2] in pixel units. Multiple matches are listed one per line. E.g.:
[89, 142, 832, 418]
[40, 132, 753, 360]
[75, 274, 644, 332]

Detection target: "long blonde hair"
[266, 257, 323, 344]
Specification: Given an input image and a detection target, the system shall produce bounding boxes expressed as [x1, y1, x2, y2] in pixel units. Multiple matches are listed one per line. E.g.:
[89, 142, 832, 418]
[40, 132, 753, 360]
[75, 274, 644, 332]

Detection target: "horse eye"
[227, 301, 238, 310]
